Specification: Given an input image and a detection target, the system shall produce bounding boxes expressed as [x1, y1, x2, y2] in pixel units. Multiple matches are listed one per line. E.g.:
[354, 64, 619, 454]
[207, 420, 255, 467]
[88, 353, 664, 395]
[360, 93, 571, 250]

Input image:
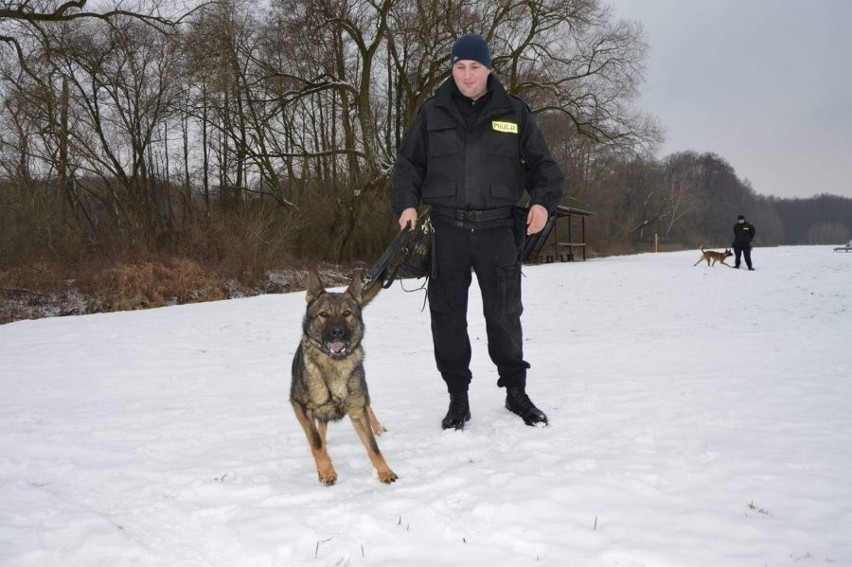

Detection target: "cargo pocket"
[494, 260, 522, 315]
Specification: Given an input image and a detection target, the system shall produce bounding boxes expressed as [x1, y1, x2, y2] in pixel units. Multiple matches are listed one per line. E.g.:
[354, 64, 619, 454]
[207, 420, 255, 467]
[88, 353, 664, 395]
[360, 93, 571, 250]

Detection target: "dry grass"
[0, 263, 65, 293]
[0, 263, 78, 324]
[80, 259, 228, 313]
[1, 258, 365, 324]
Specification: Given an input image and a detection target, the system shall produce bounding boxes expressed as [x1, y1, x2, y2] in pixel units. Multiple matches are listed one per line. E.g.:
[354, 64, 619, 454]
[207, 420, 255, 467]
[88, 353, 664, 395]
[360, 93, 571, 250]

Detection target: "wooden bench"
[834, 243, 852, 252]
[524, 205, 594, 263]
[549, 242, 587, 262]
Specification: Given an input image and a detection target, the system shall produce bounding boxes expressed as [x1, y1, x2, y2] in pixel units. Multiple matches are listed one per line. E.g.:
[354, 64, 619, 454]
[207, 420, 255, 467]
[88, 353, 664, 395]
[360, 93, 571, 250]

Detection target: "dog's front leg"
[291, 401, 337, 485]
[349, 409, 398, 484]
[314, 419, 337, 485]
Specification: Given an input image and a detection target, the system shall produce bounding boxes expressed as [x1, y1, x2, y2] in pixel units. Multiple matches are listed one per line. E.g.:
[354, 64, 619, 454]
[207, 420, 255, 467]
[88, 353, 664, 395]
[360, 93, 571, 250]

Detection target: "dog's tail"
[700, 245, 705, 252]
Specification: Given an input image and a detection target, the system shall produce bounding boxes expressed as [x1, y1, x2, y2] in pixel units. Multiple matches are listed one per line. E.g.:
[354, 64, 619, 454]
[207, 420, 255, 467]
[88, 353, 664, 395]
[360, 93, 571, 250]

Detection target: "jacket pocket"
[427, 120, 460, 157]
[423, 182, 457, 199]
[485, 122, 521, 160]
[490, 182, 522, 203]
[486, 137, 520, 160]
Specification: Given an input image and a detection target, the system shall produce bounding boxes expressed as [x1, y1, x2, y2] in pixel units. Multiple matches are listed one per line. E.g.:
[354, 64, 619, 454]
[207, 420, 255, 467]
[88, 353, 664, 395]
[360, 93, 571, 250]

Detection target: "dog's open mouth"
[326, 341, 348, 357]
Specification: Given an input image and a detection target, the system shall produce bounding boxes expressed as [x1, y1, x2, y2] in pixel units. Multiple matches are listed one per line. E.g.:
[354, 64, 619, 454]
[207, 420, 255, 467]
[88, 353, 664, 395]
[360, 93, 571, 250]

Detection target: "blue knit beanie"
[451, 33, 492, 68]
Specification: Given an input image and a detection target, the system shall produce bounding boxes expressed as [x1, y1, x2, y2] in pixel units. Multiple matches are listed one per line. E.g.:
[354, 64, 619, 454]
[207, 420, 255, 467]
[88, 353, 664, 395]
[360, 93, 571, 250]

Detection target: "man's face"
[452, 60, 490, 100]
[738, 219, 745, 224]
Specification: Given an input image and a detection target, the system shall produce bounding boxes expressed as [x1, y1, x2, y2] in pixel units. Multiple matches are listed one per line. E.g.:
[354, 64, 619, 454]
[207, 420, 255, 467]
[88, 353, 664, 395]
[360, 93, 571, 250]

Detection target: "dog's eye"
[342, 310, 351, 317]
[319, 311, 329, 318]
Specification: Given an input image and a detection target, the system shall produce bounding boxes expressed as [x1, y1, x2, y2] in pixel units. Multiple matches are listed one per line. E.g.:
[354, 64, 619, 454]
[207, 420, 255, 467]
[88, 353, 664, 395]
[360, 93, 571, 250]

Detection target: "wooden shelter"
[522, 205, 594, 263]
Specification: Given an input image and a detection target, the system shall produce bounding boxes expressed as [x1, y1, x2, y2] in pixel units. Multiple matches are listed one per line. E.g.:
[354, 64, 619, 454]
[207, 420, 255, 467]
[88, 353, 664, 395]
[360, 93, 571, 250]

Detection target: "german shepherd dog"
[693, 246, 733, 267]
[290, 269, 397, 486]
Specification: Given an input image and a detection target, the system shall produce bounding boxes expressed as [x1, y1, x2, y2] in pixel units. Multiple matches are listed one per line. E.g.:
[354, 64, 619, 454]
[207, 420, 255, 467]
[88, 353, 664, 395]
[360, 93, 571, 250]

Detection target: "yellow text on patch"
[492, 120, 519, 134]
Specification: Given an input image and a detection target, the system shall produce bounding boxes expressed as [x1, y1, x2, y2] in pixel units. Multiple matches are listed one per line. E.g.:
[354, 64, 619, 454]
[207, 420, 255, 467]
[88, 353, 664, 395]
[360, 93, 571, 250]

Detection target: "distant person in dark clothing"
[732, 215, 756, 270]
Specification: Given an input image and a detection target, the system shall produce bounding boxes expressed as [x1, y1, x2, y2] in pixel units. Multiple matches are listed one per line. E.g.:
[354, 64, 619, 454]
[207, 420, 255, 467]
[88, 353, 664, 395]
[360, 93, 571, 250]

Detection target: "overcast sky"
[607, 0, 852, 200]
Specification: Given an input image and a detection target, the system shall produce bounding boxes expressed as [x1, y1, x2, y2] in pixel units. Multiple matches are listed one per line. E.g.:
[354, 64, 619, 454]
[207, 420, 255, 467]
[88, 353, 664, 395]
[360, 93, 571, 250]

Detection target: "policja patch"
[491, 120, 518, 134]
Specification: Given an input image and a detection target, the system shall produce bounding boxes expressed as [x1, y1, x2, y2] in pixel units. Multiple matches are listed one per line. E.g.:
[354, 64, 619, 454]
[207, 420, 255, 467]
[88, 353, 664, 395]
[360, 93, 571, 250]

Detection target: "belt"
[430, 206, 513, 223]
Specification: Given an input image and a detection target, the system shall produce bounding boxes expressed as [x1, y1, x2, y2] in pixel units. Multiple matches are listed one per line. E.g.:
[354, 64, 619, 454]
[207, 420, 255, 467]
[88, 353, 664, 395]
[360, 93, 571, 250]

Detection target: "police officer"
[392, 33, 564, 429]
[732, 214, 756, 270]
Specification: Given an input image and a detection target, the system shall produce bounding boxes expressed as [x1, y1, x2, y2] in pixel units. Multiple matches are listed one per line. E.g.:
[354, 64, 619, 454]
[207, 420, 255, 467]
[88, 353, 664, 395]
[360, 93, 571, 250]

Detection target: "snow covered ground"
[1, 246, 850, 566]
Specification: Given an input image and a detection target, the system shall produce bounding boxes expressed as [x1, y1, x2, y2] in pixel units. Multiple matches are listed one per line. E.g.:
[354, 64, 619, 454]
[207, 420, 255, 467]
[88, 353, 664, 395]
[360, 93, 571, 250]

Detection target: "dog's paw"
[318, 468, 338, 486]
[378, 470, 398, 484]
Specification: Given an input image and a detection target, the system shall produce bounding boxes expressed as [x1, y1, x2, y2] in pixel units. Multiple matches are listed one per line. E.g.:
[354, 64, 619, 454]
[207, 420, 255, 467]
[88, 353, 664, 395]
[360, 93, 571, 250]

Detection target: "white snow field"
[1, 246, 850, 566]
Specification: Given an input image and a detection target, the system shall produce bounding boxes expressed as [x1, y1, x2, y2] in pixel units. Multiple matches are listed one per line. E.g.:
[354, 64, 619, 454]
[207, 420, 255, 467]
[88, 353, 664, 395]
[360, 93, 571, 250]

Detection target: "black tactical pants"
[427, 216, 530, 394]
[733, 243, 753, 269]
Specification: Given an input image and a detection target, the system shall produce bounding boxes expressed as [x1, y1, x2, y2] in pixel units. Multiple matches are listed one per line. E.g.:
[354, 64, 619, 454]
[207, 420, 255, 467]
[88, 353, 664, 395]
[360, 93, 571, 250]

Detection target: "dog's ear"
[346, 270, 364, 302]
[346, 269, 380, 307]
[346, 269, 368, 306]
[305, 269, 325, 303]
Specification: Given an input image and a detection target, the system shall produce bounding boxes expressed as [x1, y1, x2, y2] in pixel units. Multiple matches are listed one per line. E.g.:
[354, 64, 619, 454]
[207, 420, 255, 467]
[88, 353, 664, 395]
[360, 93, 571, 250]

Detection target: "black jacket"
[733, 221, 756, 245]
[392, 75, 564, 215]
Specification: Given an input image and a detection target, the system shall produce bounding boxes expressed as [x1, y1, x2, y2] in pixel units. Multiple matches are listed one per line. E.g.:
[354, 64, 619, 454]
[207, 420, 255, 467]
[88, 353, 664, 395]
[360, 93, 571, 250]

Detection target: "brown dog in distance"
[693, 246, 733, 268]
[290, 269, 396, 486]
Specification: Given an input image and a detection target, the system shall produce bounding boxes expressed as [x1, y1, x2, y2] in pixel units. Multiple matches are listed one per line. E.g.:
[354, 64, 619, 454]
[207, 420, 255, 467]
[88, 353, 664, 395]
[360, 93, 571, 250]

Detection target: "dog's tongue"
[329, 341, 346, 354]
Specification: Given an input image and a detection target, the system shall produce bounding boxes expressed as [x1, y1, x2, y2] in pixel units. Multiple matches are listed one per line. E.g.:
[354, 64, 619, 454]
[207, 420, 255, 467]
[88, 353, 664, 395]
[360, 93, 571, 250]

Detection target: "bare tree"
[660, 152, 703, 242]
[0, 0, 662, 267]
[0, 0, 206, 66]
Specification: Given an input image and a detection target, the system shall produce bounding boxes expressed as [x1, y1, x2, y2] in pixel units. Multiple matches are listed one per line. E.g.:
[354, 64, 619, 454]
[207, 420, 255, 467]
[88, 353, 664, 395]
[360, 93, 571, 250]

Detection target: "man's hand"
[526, 204, 549, 235]
[398, 207, 418, 231]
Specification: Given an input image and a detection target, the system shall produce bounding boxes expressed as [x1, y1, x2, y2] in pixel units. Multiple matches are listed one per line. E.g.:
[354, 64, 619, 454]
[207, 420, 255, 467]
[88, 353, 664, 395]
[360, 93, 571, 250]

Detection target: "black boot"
[505, 387, 548, 426]
[441, 391, 471, 430]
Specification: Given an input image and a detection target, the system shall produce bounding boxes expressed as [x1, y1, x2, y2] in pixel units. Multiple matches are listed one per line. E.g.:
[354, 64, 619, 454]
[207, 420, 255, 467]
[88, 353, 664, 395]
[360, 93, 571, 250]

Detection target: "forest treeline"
[0, 0, 849, 319]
